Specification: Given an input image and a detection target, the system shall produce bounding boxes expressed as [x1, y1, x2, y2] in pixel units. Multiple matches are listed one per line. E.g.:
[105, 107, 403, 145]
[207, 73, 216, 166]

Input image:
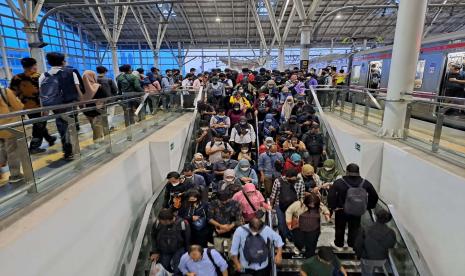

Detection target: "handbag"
[242, 190, 265, 219]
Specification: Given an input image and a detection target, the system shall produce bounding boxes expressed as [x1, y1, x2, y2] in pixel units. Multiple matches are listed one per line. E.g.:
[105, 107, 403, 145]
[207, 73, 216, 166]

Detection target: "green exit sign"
[355, 143, 361, 152]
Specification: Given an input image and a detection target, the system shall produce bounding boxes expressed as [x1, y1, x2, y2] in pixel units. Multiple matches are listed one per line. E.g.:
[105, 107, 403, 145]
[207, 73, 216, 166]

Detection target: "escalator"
[120, 87, 427, 276]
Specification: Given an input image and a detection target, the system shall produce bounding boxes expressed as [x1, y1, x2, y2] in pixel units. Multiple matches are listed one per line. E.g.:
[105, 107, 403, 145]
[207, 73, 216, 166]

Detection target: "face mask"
[234, 107, 240, 111]
[225, 178, 235, 183]
[324, 167, 333, 171]
[287, 178, 297, 184]
[259, 97, 265, 101]
[240, 167, 249, 172]
[184, 175, 193, 179]
[201, 127, 209, 131]
[240, 121, 247, 125]
[289, 120, 296, 124]
[265, 119, 272, 123]
[171, 181, 180, 186]
[223, 158, 230, 162]
[195, 160, 203, 164]
[241, 149, 248, 153]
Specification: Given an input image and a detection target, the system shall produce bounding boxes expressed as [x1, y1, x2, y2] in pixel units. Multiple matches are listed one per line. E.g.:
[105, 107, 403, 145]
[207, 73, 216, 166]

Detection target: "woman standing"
[82, 70, 107, 142]
[178, 190, 209, 247]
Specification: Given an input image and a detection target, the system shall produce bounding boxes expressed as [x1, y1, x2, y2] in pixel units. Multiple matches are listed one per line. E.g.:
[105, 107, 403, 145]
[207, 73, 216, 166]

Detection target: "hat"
[323, 159, 335, 169]
[243, 183, 256, 192]
[265, 137, 275, 145]
[290, 153, 301, 163]
[224, 169, 235, 179]
[302, 164, 315, 176]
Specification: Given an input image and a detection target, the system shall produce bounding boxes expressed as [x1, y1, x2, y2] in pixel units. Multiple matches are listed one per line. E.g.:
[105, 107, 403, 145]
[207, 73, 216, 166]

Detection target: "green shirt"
[301, 256, 341, 276]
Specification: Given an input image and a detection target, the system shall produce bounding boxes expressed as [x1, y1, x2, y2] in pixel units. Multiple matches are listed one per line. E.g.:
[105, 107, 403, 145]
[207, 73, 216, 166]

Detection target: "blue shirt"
[258, 152, 284, 178]
[178, 248, 228, 276]
[161, 76, 174, 93]
[230, 225, 284, 271]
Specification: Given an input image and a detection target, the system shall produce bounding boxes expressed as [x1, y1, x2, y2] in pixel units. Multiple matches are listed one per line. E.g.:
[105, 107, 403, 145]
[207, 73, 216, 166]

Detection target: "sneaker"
[331, 241, 344, 252]
[47, 136, 57, 147]
[64, 153, 74, 161]
[9, 174, 24, 184]
[29, 148, 46, 154]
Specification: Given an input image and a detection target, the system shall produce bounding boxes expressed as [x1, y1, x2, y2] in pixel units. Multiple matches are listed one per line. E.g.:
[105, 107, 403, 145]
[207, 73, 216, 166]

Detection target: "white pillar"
[177, 41, 182, 69]
[227, 39, 231, 68]
[300, 24, 311, 61]
[363, 39, 368, 50]
[110, 44, 119, 79]
[379, 0, 428, 138]
[23, 23, 46, 72]
[278, 45, 285, 71]
[153, 50, 159, 68]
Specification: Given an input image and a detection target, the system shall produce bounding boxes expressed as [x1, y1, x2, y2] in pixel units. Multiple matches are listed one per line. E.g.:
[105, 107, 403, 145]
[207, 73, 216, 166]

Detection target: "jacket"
[9, 72, 41, 109]
[282, 158, 303, 175]
[327, 176, 379, 211]
[0, 88, 24, 138]
[285, 200, 330, 230]
[116, 73, 143, 93]
[355, 222, 396, 260]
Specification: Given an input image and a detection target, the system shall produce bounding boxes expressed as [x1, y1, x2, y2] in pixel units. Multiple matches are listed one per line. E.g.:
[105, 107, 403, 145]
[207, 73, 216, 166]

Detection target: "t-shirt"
[301, 256, 341, 276]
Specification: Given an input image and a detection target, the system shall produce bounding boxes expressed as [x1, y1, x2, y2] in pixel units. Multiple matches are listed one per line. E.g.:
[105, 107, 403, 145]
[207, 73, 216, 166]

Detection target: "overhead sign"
[300, 60, 309, 70]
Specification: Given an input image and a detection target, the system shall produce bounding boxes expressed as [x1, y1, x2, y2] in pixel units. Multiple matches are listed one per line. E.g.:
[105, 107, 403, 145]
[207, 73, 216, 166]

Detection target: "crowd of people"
[150, 67, 395, 276]
[0, 53, 396, 276]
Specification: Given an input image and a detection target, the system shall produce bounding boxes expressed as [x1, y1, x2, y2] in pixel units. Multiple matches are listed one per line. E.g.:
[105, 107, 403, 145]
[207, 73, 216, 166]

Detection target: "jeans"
[334, 209, 361, 248]
[28, 112, 54, 149]
[158, 248, 185, 275]
[361, 259, 386, 276]
[54, 109, 73, 157]
[275, 206, 290, 242]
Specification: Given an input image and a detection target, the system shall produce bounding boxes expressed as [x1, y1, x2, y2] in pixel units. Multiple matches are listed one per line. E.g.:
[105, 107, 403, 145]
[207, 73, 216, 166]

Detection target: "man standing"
[328, 163, 379, 250]
[161, 69, 179, 110]
[10, 58, 56, 154]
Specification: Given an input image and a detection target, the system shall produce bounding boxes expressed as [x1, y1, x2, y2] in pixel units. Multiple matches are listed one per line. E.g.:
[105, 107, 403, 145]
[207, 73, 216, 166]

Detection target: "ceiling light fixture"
[215, 17, 221, 22]
[336, 13, 342, 19]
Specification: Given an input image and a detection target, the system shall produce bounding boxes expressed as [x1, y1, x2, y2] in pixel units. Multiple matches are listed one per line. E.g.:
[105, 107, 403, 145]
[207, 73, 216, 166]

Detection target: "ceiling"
[41, 0, 465, 50]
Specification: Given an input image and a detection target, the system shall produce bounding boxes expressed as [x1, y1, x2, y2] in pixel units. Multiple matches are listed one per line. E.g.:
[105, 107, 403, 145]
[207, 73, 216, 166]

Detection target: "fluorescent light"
[215, 17, 221, 22]
[336, 13, 342, 19]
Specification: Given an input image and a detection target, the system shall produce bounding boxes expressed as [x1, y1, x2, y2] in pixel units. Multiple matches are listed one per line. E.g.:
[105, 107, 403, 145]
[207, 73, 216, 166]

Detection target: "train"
[309, 30, 465, 129]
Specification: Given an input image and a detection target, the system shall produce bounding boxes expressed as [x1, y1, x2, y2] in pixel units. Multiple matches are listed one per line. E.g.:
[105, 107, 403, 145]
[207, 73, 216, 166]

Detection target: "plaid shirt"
[270, 177, 305, 208]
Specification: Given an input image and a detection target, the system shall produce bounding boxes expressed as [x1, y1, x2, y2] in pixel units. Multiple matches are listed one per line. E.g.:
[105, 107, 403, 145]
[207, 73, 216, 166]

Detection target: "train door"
[367, 60, 383, 89]
[439, 51, 465, 96]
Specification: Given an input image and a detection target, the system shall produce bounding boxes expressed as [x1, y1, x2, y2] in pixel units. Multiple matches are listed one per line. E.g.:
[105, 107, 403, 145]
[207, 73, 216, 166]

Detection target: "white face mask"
[240, 167, 249, 172]
[171, 182, 180, 186]
[184, 175, 193, 179]
[215, 141, 223, 146]
[241, 150, 248, 153]
[324, 167, 332, 171]
[195, 160, 203, 164]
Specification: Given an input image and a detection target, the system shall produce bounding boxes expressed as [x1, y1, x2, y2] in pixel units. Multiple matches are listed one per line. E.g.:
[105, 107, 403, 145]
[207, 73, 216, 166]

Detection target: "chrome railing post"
[363, 92, 370, 125]
[340, 90, 345, 116]
[351, 91, 357, 120]
[61, 110, 80, 157]
[432, 110, 445, 153]
[99, 106, 112, 153]
[403, 103, 413, 140]
[7, 126, 36, 193]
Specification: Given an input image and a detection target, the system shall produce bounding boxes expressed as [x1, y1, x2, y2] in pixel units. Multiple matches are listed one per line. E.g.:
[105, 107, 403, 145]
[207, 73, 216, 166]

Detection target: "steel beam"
[263, 0, 282, 45]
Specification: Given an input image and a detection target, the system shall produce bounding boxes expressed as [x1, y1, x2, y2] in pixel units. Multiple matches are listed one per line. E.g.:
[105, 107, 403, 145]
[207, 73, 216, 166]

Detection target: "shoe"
[47, 136, 57, 147]
[64, 153, 74, 161]
[29, 148, 46, 154]
[9, 174, 25, 184]
[331, 241, 344, 252]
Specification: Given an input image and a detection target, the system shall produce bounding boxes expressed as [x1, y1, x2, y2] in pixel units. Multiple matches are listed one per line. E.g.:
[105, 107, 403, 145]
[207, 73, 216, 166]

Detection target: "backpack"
[298, 208, 320, 232]
[40, 72, 65, 106]
[278, 178, 298, 211]
[206, 249, 223, 276]
[214, 115, 227, 136]
[343, 179, 368, 216]
[210, 83, 223, 97]
[155, 219, 186, 254]
[241, 226, 269, 265]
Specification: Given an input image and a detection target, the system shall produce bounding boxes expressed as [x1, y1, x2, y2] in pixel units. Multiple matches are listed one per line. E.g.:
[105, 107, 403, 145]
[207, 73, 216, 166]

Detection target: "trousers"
[334, 209, 361, 248]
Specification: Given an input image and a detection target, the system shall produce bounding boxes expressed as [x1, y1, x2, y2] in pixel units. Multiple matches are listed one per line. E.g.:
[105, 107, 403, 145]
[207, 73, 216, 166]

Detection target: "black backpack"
[154, 219, 186, 254]
[278, 178, 298, 211]
[241, 226, 269, 265]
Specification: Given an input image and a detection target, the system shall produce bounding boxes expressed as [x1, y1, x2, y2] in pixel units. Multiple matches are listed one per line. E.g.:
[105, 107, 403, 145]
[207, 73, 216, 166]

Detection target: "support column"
[177, 41, 182, 69]
[23, 24, 46, 72]
[363, 39, 368, 50]
[153, 50, 159, 68]
[110, 43, 119, 79]
[278, 45, 285, 71]
[227, 39, 231, 68]
[0, 32, 12, 80]
[300, 24, 311, 61]
[379, 0, 428, 138]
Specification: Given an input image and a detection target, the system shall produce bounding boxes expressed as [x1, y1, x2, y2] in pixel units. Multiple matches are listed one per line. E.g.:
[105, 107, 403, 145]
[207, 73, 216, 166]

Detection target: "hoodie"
[263, 113, 280, 138]
[234, 159, 259, 186]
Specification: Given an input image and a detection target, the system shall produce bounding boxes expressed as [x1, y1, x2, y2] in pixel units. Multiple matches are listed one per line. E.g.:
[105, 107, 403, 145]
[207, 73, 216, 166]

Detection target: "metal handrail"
[308, 86, 347, 169]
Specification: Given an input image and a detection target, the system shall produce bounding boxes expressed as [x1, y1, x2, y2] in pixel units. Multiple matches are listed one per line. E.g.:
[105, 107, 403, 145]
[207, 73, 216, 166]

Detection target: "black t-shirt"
[446, 72, 464, 91]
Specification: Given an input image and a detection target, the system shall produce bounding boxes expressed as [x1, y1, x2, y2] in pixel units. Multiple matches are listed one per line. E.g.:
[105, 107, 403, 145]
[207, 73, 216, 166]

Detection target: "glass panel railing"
[310, 86, 426, 276]
[315, 86, 465, 167]
[0, 87, 201, 219]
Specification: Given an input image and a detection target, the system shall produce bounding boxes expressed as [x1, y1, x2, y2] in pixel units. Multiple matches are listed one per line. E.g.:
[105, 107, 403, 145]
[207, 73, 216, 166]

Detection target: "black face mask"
[287, 179, 297, 185]
[289, 120, 296, 124]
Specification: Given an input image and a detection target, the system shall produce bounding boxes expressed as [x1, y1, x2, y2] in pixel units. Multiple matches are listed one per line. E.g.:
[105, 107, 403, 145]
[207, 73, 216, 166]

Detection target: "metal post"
[351, 92, 356, 120]
[278, 45, 285, 71]
[363, 39, 368, 50]
[177, 41, 182, 69]
[110, 43, 119, 79]
[201, 48, 205, 72]
[363, 93, 370, 125]
[138, 41, 143, 67]
[432, 110, 444, 152]
[330, 38, 334, 54]
[300, 24, 311, 61]
[227, 39, 231, 68]
[0, 32, 12, 81]
[340, 91, 345, 117]
[153, 50, 159, 67]
[24, 23, 46, 72]
[403, 103, 412, 140]
[380, 0, 428, 138]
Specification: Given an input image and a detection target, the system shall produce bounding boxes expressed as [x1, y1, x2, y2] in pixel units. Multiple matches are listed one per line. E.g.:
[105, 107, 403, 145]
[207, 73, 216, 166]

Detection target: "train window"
[447, 52, 465, 67]
[368, 60, 383, 89]
[351, 65, 361, 84]
[415, 60, 426, 89]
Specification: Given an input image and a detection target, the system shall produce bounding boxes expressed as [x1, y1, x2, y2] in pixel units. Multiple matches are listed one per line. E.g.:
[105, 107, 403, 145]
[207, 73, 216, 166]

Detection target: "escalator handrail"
[124, 87, 204, 275]
[308, 86, 347, 169]
[266, 199, 277, 276]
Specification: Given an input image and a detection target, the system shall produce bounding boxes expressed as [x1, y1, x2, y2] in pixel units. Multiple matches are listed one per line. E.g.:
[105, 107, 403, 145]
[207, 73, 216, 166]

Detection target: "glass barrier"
[0, 87, 201, 219]
[313, 86, 465, 167]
